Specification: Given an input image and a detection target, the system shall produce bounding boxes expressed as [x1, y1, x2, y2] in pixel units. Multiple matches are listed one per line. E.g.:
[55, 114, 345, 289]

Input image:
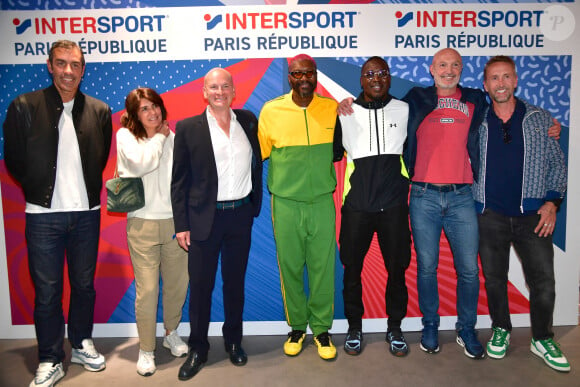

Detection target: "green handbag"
[106, 168, 145, 213]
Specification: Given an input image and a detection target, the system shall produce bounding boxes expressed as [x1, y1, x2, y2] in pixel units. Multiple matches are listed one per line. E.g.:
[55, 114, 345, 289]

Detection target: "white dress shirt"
[206, 108, 252, 201]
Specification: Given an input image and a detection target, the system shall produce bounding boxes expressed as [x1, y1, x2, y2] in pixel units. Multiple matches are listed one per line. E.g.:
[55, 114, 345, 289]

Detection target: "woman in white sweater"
[117, 88, 189, 376]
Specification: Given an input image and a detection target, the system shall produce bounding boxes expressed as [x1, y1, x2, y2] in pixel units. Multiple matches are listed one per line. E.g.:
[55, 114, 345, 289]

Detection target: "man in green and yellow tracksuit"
[258, 54, 338, 361]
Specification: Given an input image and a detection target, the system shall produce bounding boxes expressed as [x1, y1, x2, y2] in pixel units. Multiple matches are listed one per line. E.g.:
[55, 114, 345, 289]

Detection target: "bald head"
[203, 67, 235, 111]
[204, 67, 233, 87]
[432, 48, 461, 66]
[430, 48, 463, 96]
[289, 53, 316, 70]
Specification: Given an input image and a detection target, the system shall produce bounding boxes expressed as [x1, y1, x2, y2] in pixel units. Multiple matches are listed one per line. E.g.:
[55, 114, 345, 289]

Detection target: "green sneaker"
[530, 338, 571, 372]
[487, 327, 510, 359]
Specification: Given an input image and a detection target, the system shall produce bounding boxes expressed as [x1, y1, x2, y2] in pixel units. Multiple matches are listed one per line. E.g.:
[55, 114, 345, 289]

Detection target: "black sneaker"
[344, 328, 363, 355]
[386, 329, 409, 357]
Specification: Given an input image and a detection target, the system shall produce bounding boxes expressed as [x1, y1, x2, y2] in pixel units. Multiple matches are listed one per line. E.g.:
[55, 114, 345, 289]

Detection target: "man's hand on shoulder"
[337, 97, 354, 116]
[548, 118, 561, 140]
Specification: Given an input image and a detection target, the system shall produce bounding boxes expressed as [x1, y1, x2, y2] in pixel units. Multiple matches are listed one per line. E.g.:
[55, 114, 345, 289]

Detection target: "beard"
[298, 89, 313, 99]
[294, 80, 315, 99]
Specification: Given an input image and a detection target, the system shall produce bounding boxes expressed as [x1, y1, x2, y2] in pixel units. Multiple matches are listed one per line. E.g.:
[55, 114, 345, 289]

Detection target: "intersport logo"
[12, 15, 166, 35]
[396, 10, 543, 28]
[204, 10, 357, 31]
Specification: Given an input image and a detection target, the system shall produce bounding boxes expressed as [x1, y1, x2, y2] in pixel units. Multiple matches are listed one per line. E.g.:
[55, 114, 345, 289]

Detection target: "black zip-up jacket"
[333, 93, 409, 212]
[402, 85, 487, 182]
[3, 84, 112, 208]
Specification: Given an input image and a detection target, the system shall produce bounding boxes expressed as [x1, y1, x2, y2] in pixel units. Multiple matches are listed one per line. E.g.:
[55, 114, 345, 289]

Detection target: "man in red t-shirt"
[403, 48, 487, 359]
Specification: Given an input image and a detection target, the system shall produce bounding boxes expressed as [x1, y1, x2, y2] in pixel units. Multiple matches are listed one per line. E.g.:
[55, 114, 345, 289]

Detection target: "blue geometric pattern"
[0, 59, 240, 158]
[335, 55, 569, 251]
[1, 0, 572, 11]
[0, 0, 225, 10]
[1, 55, 570, 319]
[338, 56, 570, 127]
[0, 0, 571, 325]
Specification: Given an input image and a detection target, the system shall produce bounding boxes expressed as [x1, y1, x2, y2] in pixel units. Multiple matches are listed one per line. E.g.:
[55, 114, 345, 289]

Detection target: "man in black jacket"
[3, 40, 112, 387]
[171, 67, 262, 381]
[333, 57, 411, 357]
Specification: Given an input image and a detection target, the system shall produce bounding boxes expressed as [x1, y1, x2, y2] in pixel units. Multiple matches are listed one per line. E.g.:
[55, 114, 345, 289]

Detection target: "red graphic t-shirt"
[413, 90, 475, 184]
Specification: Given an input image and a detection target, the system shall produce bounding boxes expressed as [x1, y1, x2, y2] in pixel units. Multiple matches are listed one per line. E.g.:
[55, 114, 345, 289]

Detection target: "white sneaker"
[163, 330, 188, 357]
[530, 338, 571, 372]
[29, 362, 65, 387]
[71, 339, 106, 372]
[136, 350, 156, 377]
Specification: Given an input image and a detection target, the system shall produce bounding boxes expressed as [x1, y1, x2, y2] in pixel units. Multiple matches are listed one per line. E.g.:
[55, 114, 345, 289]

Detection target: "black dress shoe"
[225, 344, 247, 366]
[178, 351, 206, 381]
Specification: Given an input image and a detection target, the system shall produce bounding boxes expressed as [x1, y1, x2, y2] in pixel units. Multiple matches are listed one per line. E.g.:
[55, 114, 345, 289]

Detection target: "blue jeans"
[409, 183, 480, 331]
[25, 210, 100, 363]
[478, 209, 555, 340]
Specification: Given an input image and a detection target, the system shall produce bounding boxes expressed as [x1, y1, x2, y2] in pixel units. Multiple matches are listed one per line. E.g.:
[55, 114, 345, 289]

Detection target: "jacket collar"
[353, 92, 393, 109]
[46, 83, 86, 114]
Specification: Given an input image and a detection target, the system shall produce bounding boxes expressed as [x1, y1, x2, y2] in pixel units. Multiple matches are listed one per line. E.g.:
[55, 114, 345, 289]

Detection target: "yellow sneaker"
[284, 330, 306, 356]
[314, 332, 337, 360]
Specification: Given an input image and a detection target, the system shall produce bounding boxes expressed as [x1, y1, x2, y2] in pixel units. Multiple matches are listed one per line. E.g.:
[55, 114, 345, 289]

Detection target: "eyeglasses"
[289, 70, 315, 80]
[501, 120, 512, 144]
[362, 69, 390, 80]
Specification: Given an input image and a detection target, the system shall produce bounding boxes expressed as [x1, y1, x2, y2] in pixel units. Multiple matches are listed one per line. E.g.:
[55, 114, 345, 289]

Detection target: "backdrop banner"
[0, 0, 578, 339]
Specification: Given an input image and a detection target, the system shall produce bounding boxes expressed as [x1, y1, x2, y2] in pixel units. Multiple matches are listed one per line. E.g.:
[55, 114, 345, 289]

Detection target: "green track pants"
[272, 194, 336, 336]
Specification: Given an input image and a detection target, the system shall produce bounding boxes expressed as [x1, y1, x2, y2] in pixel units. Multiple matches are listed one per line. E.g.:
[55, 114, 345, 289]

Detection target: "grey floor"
[1, 326, 578, 387]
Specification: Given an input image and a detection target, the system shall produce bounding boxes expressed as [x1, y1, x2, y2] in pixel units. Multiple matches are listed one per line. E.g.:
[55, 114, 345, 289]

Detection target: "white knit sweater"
[115, 127, 174, 219]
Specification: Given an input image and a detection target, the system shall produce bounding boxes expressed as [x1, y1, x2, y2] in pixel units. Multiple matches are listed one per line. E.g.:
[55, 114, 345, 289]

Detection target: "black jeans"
[339, 202, 411, 330]
[25, 210, 100, 363]
[478, 209, 555, 340]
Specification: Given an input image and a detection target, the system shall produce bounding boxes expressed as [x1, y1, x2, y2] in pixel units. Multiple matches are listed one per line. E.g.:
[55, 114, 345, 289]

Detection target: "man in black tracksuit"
[333, 56, 411, 357]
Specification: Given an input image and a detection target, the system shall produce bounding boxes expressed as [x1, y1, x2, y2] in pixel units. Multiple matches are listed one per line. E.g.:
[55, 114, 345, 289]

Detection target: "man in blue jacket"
[403, 48, 487, 359]
[473, 56, 569, 372]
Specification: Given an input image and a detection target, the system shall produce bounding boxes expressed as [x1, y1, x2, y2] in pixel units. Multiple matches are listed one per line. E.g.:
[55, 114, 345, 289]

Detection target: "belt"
[417, 183, 469, 192]
[216, 195, 250, 210]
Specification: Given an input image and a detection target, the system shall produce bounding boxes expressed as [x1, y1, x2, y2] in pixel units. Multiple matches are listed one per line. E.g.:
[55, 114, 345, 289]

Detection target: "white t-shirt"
[26, 99, 92, 213]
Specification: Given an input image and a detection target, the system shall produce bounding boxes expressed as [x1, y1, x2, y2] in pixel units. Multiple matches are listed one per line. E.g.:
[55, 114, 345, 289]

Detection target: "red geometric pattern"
[2, 57, 531, 324]
[323, 86, 529, 319]
[331, 155, 530, 319]
[2, 58, 275, 325]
